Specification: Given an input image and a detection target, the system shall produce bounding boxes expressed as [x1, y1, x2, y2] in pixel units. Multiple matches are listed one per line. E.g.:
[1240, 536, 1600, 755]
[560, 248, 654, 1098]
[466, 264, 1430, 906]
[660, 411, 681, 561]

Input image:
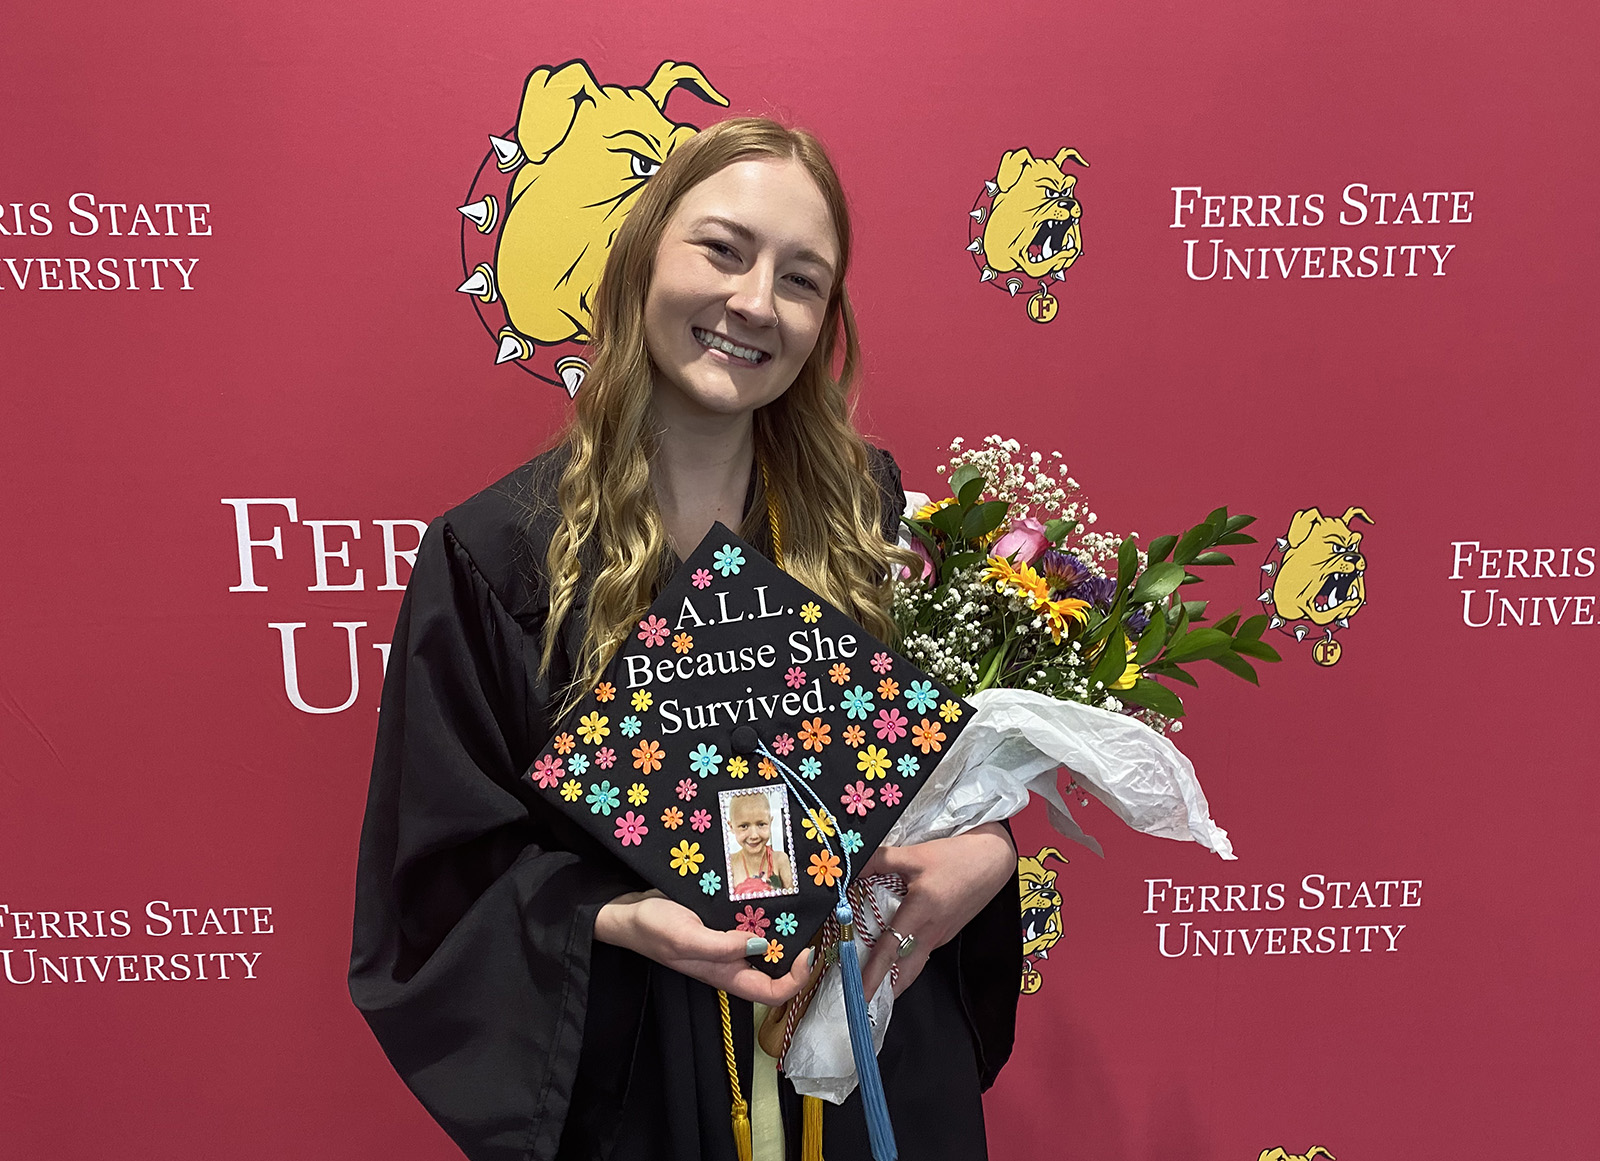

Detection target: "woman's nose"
[727, 263, 778, 328]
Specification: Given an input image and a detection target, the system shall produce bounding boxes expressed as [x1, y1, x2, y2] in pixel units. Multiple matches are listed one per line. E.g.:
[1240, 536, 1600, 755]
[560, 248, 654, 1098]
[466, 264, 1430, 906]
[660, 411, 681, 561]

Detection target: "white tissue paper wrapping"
[784, 685, 1236, 1103]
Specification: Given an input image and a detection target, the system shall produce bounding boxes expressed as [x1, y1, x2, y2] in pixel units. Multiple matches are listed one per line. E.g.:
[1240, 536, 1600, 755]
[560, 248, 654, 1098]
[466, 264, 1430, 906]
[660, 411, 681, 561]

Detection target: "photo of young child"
[719, 787, 797, 901]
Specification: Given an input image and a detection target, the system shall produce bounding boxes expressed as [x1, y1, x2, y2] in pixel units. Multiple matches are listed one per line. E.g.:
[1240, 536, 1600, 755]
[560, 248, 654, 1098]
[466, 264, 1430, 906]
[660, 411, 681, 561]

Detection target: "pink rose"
[992, 517, 1049, 565]
[900, 536, 935, 583]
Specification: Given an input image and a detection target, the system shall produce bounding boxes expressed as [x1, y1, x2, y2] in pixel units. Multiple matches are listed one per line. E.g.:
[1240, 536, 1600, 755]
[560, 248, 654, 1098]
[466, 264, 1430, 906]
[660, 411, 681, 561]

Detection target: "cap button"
[730, 726, 759, 756]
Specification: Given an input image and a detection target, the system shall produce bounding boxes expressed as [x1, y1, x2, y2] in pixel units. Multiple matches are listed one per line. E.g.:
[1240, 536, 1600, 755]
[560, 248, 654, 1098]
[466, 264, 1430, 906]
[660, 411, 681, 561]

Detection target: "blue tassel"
[835, 900, 897, 1161]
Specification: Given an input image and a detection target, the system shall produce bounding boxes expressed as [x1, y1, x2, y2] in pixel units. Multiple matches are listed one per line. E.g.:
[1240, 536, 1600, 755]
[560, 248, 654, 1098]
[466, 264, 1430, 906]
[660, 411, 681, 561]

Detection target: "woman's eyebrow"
[690, 215, 836, 276]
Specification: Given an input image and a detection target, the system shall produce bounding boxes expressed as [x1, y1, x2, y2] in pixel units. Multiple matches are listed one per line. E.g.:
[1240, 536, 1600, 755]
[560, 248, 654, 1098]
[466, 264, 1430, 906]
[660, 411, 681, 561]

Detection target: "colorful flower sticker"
[726, 756, 749, 779]
[772, 733, 795, 756]
[619, 716, 642, 738]
[532, 754, 564, 788]
[856, 745, 891, 780]
[877, 677, 900, 702]
[671, 632, 694, 655]
[691, 568, 713, 590]
[828, 662, 850, 685]
[873, 707, 909, 743]
[586, 781, 620, 816]
[669, 840, 704, 876]
[757, 757, 777, 780]
[595, 682, 616, 703]
[627, 782, 649, 806]
[808, 850, 842, 887]
[661, 806, 684, 829]
[689, 808, 712, 832]
[774, 912, 798, 937]
[895, 753, 921, 779]
[840, 686, 875, 721]
[615, 811, 648, 846]
[797, 757, 822, 780]
[911, 719, 946, 754]
[676, 778, 698, 801]
[880, 783, 903, 807]
[633, 739, 664, 774]
[764, 940, 784, 963]
[905, 680, 939, 714]
[713, 544, 745, 576]
[567, 752, 591, 778]
[735, 906, 770, 936]
[842, 724, 866, 748]
[870, 652, 894, 675]
[553, 733, 576, 755]
[577, 711, 609, 745]
[799, 718, 831, 751]
[841, 781, 875, 815]
[689, 743, 722, 776]
[840, 829, 863, 855]
[785, 666, 809, 689]
[799, 602, 822, 624]
[637, 615, 670, 647]
[699, 869, 722, 894]
[559, 778, 583, 802]
[631, 690, 653, 712]
[939, 699, 963, 723]
[802, 808, 836, 841]
[595, 747, 617, 770]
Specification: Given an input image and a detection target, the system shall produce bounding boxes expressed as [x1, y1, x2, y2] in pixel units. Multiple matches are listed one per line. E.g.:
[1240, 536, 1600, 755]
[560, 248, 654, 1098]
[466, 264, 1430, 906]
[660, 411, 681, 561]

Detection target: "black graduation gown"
[349, 446, 1021, 1161]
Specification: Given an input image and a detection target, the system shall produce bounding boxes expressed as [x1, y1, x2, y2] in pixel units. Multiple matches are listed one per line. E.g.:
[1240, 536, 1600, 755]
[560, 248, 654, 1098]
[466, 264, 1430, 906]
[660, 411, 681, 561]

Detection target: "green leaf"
[1213, 611, 1241, 636]
[900, 517, 942, 563]
[975, 643, 1008, 691]
[1204, 505, 1229, 529]
[1133, 606, 1168, 665]
[1146, 534, 1178, 565]
[1224, 514, 1257, 533]
[1128, 562, 1185, 604]
[1163, 627, 1233, 662]
[1232, 637, 1282, 662]
[1189, 551, 1235, 567]
[1158, 664, 1200, 688]
[929, 504, 964, 538]
[1172, 523, 1210, 566]
[1116, 537, 1139, 594]
[1116, 678, 1186, 718]
[1044, 518, 1077, 544]
[962, 500, 1010, 541]
[1216, 532, 1258, 547]
[1089, 629, 1129, 690]
[1236, 614, 1269, 642]
[1179, 599, 1209, 622]
[1209, 650, 1259, 684]
[951, 464, 986, 507]
[940, 550, 987, 584]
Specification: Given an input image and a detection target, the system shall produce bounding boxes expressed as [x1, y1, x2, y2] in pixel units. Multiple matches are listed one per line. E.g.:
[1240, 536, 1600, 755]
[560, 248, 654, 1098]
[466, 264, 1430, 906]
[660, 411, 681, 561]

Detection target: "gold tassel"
[719, 989, 753, 1161]
[731, 1097, 753, 1161]
[802, 1094, 825, 1161]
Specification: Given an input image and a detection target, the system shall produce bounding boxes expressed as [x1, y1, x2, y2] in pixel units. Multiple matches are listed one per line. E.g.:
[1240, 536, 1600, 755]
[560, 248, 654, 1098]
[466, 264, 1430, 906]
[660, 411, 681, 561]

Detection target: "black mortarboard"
[522, 523, 973, 977]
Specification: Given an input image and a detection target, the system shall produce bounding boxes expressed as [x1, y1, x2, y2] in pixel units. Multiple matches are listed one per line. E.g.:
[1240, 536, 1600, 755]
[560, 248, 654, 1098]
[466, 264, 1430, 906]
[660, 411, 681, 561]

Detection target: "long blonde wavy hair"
[539, 117, 913, 705]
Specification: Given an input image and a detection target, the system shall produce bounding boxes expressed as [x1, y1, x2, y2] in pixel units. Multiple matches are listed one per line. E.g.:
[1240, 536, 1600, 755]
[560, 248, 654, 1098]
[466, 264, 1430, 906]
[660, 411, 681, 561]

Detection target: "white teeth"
[1041, 237, 1054, 260]
[694, 328, 764, 364]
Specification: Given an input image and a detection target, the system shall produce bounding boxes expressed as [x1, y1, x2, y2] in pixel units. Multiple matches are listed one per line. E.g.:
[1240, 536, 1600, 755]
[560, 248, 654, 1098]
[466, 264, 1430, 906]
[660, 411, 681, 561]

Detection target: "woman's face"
[644, 156, 840, 421]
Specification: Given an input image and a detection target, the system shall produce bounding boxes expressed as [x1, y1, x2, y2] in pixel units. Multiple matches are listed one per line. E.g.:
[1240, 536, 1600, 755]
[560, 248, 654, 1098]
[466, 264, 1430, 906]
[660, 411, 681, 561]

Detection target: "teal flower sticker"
[840, 685, 875, 721]
[713, 544, 745, 576]
[586, 781, 621, 816]
[798, 756, 822, 780]
[567, 752, 591, 777]
[839, 829, 863, 855]
[689, 743, 722, 776]
[774, 911, 798, 937]
[904, 680, 939, 714]
[699, 870, 722, 895]
[619, 715, 642, 738]
[895, 753, 921, 779]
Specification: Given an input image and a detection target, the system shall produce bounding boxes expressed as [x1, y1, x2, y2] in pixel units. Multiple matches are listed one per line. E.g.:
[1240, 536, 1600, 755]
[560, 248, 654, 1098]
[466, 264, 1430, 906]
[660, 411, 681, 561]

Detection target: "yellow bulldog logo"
[1258, 507, 1374, 666]
[1259, 1148, 1335, 1161]
[455, 59, 729, 393]
[1018, 846, 1069, 994]
[968, 146, 1089, 323]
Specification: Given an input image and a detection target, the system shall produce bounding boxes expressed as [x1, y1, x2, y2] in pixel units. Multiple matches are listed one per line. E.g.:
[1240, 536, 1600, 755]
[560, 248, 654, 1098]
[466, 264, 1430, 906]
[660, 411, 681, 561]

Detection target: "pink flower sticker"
[677, 778, 699, 801]
[772, 733, 795, 756]
[614, 811, 648, 846]
[841, 781, 875, 816]
[637, 615, 670, 647]
[873, 707, 909, 744]
[735, 905, 770, 936]
[880, 782, 903, 807]
[595, 747, 616, 769]
[785, 666, 808, 689]
[870, 651, 894, 675]
[692, 568, 713, 589]
[532, 755, 564, 788]
[690, 809, 712, 832]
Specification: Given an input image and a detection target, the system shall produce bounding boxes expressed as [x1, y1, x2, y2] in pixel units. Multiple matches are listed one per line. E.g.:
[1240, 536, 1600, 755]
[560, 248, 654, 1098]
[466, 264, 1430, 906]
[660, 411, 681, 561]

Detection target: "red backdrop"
[4, 1, 1597, 1157]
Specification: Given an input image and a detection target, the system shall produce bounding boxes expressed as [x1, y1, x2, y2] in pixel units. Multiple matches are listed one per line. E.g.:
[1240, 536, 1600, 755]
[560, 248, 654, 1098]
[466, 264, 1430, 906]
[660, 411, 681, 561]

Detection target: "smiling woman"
[350, 117, 1021, 1161]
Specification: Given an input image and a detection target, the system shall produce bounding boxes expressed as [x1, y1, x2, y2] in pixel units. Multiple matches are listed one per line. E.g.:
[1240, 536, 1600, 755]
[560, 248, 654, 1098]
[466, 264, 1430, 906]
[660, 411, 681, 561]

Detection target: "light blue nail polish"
[745, 936, 768, 957]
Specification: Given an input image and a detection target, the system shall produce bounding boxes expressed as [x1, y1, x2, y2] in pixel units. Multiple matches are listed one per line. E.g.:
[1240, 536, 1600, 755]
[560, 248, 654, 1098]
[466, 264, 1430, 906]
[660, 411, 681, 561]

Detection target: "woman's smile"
[691, 326, 771, 366]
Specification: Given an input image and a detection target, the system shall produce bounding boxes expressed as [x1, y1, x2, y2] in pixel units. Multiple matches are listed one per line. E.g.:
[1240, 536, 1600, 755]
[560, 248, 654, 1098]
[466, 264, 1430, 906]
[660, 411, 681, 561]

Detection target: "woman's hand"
[858, 822, 1016, 998]
[595, 889, 815, 1005]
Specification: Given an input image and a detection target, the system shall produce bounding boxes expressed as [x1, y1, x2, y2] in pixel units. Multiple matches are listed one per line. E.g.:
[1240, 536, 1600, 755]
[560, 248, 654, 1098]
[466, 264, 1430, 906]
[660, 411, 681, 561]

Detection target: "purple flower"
[1068, 575, 1117, 608]
[992, 517, 1050, 565]
[1040, 550, 1090, 589]
[1125, 609, 1151, 639]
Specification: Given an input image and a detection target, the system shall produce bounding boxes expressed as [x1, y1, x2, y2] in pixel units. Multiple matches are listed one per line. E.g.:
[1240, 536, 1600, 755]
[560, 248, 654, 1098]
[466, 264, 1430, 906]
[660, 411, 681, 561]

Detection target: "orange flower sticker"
[758, 757, 777, 780]
[877, 677, 899, 701]
[594, 682, 615, 702]
[829, 663, 850, 685]
[672, 631, 694, 654]
[808, 850, 842, 888]
[911, 719, 946, 754]
[799, 717, 831, 751]
[553, 732, 576, 755]
[632, 739, 664, 774]
[842, 724, 865, 748]
[660, 806, 684, 829]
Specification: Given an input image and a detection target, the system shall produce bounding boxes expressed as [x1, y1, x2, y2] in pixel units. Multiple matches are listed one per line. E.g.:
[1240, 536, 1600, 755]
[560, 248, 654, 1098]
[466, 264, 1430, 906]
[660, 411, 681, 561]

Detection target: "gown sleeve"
[349, 516, 641, 1161]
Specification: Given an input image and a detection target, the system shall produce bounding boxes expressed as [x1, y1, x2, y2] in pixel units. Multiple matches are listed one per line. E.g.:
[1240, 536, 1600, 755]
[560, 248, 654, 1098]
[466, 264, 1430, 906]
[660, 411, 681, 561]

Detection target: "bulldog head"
[1017, 846, 1068, 993]
[494, 60, 728, 349]
[1258, 1149, 1336, 1161]
[1271, 507, 1374, 627]
[980, 147, 1088, 278]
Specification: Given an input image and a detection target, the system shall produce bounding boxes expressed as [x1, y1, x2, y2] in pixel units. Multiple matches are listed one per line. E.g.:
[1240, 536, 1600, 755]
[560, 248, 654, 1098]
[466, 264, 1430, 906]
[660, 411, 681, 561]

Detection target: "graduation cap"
[523, 522, 972, 1160]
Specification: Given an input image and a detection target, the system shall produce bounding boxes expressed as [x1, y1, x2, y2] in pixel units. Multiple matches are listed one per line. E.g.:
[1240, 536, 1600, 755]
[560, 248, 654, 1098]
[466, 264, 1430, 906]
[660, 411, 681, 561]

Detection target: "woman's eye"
[630, 154, 661, 178]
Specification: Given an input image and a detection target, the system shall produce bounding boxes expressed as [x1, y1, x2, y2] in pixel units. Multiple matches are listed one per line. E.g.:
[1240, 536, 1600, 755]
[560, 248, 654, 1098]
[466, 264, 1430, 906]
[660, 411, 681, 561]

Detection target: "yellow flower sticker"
[627, 782, 649, 806]
[632, 690, 653, 712]
[799, 602, 822, 624]
[727, 755, 749, 779]
[938, 699, 963, 723]
[856, 745, 891, 779]
[802, 808, 836, 841]
[577, 711, 609, 745]
[670, 841, 704, 877]
[559, 779, 582, 802]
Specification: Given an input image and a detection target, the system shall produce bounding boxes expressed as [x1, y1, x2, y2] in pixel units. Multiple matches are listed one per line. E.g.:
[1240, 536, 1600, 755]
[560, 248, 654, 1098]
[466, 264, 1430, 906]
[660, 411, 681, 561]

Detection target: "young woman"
[350, 117, 1020, 1161]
